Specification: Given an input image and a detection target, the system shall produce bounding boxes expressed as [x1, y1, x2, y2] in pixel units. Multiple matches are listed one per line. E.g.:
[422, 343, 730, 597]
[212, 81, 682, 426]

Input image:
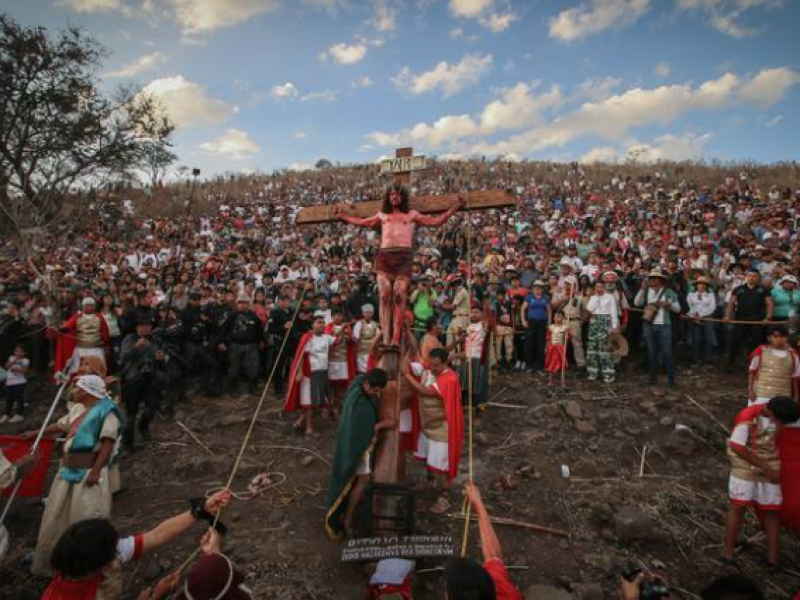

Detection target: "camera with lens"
[621, 563, 670, 600]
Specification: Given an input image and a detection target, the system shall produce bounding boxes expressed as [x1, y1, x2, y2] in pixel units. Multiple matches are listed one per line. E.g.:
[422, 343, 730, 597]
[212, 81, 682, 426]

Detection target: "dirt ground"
[2, 359, 798, 599]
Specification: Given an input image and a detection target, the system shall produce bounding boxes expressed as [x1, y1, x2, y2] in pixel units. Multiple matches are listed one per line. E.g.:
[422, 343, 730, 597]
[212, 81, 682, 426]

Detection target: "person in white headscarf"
[351, 304, 381, 374]
[27, 374, 122, 577]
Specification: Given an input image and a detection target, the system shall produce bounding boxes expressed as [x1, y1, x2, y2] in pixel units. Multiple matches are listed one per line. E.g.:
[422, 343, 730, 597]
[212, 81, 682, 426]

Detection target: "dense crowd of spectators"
[1, 157, 796, 599]
[1, 159, 799, 412]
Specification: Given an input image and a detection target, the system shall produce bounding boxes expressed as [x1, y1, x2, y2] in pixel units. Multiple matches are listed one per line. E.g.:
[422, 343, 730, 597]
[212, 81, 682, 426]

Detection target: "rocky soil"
[2, 360, 798, 599]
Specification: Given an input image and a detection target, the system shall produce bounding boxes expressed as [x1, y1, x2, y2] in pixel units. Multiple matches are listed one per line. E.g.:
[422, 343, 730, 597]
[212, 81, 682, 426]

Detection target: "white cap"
[76, 375, 107, 399]
[361, 304, 374, 314]
[313, 310, 327, 319]
[82, 297, 96, 306]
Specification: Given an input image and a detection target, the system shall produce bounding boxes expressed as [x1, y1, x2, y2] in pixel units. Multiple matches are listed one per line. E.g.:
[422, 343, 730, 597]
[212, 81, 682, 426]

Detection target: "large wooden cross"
[296, 147, 517, 225]
[295, 147, 517, 490]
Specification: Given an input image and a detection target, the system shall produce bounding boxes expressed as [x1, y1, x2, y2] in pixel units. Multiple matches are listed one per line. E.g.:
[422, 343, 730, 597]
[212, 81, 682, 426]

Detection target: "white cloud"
[300, 90, 338, 103]
[765, 115, 783, 127]
[373, 3, 397, 32]
[59, 0, 132, 15]
[159, 0, 345, 35]
[580, 146, 619, 163]
[323, 42, 368, 65]
[169, 0, 281, 34]
[392, 53, 492, 97]
[549, 0, 651, 42]
[293, 131, 308, 140]
[480, 12, 517, 32]
[574, 76, 622, 102]
[449, 27, 464, 38]
[739, 67, 800, 108]
[479, 83, 563, 133]
[368, 67, 799, 158]
[627, 132, 712, 162]
[448, 0, 514, 32]
[449, 0, 495, 18]
[582, 132, 712, 163]
[106, 52, 167, 78]
[287, 162, 315, 171]
[709, 12, 758, 37]
[654, 62, 671, 78]
[200, 129, 260, 160]
[270, 82, 299, 100]
[143, 75, 238, 128]
[677, 0, 784, 38]
[353, 76, 374, 88]
[367, 82, 562, 148]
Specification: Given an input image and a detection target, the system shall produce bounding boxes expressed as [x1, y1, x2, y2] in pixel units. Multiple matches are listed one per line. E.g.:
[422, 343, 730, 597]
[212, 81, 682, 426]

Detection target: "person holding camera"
[120, 317, 166, 452]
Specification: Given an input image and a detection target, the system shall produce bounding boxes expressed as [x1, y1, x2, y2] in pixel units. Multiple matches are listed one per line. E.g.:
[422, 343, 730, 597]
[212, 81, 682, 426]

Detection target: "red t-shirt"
[484, 559, 523, 600]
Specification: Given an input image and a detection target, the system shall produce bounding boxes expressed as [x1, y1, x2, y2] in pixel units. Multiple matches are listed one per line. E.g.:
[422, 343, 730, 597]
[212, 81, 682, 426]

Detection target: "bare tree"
[140, 136, 178, 195]
[0, 14, 175, 233]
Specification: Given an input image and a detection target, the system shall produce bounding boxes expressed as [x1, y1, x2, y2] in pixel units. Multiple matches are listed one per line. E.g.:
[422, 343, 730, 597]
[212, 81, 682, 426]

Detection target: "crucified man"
[337, 185, 463, 347]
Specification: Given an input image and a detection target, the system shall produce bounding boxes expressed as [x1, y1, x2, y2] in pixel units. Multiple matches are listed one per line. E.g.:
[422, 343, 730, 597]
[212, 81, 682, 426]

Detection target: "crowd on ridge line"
[0, 161, 799, 598]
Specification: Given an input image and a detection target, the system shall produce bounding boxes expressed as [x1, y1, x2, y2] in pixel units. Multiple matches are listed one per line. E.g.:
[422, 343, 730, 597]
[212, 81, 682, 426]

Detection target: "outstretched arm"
[338, 206, 382, 228]
[465, 482, 502, 562]
[140, 490, 232, 555]
[413, 198, 463, 227]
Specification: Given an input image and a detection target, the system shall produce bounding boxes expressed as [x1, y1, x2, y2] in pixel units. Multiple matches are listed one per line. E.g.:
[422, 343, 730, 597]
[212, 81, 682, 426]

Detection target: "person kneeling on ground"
[443, 482, 522, 600]
[40, 489, 231, 600]
[725, 395, 800, 568]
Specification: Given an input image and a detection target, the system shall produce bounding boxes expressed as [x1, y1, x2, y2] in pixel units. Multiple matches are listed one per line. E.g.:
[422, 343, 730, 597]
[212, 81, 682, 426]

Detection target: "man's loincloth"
[375, 248, 414, 279]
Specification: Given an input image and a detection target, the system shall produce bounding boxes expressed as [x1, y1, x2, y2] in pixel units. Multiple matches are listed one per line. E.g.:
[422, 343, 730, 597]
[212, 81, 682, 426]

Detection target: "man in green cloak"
[325, 368, 392, 540]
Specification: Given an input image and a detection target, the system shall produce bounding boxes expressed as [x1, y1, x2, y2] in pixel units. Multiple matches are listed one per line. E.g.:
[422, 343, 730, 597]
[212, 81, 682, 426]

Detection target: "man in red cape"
[54, 297, 110, 377]
[725, 396, 799, 567]
[402, 346, 463, 514]
[284, 313, 344, 435]
[745, 327, 800, 530]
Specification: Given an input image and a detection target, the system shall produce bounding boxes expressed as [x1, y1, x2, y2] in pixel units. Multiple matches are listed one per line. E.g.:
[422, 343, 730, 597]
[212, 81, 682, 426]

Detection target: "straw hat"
[609, 332, 629, 358]
[647, 269, 668, 280]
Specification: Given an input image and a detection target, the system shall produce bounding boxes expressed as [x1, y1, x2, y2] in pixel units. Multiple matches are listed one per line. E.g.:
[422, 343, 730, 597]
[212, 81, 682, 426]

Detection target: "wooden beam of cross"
[297, 148, 518, 225]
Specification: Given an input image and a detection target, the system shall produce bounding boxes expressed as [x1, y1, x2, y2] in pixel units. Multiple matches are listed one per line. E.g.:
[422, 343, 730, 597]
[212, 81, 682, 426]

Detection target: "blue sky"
[4, 0, 799, 176]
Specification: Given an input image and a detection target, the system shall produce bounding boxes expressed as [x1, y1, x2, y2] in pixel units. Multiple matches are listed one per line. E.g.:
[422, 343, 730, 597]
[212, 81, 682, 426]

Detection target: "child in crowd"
[2, 345, 29, 424]
[545, 312, 569, 388]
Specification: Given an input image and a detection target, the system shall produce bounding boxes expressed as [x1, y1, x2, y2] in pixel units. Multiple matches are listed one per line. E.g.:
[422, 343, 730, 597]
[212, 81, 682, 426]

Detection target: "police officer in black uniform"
[181, 292, 218, 395]
[206, 292, 235, 390]
[153, 303, 186, 418]
[219, 294, 264, 395]
[122, 290, 157, 337]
